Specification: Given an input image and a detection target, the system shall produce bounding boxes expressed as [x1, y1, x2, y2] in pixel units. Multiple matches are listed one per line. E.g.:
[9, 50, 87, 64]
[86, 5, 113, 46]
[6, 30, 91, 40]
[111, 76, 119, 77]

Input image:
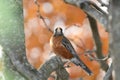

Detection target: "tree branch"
[108, 0, 120, 79]
[38, 56, 69, 80]
[64, 0, 108, 30]
[87, 13, 109, 71]
[104, 63, 113, 80]
[34, 0, 53, 33]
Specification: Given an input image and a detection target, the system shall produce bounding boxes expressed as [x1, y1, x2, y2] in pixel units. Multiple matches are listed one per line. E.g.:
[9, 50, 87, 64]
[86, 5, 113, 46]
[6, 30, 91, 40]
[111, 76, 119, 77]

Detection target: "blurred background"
[23, 0, 109, 80]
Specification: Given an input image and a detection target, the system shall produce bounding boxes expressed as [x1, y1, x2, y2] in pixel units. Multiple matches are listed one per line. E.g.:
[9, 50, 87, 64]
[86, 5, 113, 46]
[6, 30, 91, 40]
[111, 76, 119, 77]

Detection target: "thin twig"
[34, 0, 53, 33]
[85, 52, 109, 61]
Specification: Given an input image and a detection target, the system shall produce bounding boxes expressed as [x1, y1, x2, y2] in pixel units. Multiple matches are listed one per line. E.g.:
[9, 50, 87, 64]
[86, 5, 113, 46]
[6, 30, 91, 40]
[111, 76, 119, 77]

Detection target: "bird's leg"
[64, 61, 71, 68]
[61, 58, 71, 68]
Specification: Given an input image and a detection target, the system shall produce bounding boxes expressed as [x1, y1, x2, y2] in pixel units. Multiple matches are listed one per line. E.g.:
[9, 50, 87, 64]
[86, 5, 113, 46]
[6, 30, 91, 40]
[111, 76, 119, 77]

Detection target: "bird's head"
[54, 27, 63, 36]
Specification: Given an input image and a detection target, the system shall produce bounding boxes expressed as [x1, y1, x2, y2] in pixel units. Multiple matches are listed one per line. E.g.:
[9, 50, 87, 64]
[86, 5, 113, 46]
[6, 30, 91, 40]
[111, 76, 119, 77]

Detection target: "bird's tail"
[79, 62, 93, 76]
[71, 58, 93, 75]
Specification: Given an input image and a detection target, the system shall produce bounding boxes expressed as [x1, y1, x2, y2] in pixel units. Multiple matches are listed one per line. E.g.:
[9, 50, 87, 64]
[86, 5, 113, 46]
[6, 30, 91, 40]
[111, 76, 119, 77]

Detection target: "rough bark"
[109, 0, 120, 80]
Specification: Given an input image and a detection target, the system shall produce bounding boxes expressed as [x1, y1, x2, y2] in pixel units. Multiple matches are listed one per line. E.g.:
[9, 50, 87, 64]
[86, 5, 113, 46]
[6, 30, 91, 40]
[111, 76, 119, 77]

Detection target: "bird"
[50, 27, 92, 75]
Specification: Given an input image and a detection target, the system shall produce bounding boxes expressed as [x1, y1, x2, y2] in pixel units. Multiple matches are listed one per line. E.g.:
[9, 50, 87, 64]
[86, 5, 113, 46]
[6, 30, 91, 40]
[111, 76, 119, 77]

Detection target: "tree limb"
[103, 63, 113, 80]
[87, 13, 109, 71]
[64, 0, 108, 31]
[38, 56, 69, 80]
[108, 0, 120, 79]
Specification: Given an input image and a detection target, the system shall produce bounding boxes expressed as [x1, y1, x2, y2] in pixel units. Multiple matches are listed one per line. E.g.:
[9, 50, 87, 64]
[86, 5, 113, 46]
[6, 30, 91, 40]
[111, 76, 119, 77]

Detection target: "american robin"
[50, 27, 92, 75]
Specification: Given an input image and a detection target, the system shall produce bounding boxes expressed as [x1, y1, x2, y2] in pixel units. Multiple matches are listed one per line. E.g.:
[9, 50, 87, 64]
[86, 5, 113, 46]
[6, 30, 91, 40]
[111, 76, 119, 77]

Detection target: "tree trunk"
[109, 0, 120, 80]
[0, 0, 42, 80]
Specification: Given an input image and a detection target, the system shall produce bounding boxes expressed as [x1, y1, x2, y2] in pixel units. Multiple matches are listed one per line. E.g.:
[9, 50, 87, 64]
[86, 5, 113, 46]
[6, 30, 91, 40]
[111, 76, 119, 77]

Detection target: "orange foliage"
[23, 0, 109, 80]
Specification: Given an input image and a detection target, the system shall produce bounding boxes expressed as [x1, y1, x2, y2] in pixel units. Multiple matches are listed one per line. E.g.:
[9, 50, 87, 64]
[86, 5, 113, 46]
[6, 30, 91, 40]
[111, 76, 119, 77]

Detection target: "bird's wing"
[62, 36, 92, 75]
[61, 36, 80, 60]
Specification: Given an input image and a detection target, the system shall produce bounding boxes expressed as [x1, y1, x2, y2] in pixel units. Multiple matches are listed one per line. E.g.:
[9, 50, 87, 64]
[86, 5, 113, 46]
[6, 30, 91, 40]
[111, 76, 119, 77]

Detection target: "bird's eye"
[55, 28, 57, 32]
[60, 28, 62, 32]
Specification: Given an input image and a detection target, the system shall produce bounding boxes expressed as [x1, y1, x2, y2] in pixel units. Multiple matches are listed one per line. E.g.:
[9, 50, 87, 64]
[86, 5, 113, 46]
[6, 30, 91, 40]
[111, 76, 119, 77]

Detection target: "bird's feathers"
[71, 57, 93, 75]
[62, 36, 92, 75]
[62, 36, 81, 60]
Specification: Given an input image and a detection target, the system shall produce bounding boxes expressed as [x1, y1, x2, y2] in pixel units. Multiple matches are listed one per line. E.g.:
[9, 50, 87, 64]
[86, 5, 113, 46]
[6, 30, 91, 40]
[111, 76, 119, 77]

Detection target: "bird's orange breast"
[50, 36, 73, 59]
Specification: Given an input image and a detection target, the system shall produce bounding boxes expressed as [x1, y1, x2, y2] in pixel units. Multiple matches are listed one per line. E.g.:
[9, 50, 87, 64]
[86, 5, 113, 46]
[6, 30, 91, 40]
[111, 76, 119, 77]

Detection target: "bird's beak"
[57, 27, 61, 33]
